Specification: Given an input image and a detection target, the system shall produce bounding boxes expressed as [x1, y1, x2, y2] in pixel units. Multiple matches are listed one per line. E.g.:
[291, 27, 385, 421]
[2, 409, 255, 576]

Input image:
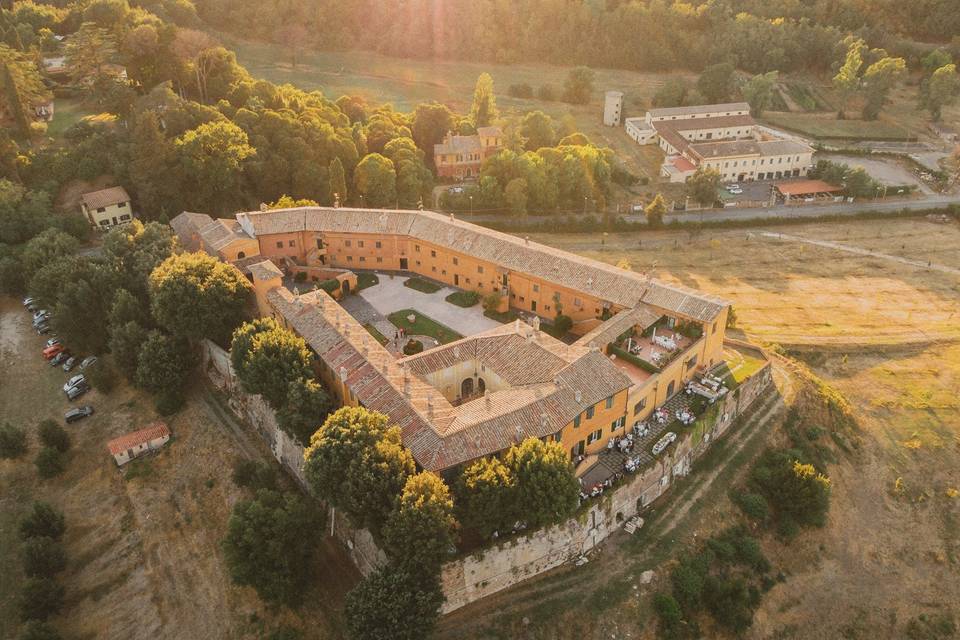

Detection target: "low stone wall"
[439, 345, 773, 613]
[199, 339, 774, 613]
[199, 339, 387, 575]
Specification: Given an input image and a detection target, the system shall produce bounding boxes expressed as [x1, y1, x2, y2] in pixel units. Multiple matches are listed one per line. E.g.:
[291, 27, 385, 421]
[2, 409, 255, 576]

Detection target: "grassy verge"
[362, 323, 389, 345]
[355, 272, 379, 291]
[387, 309, 463, 344]
[445, 290, 480, 307]
[403, 277, 442, 294]
[761, 112, 916, 141]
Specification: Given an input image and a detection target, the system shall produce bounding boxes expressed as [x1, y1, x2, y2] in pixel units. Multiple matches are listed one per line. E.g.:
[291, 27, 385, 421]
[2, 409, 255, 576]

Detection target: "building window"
[97, 207, 106, 213]
[117, 202, 127, 208]
[713, 322, 718, 333]
[377, 257, 383, 263]
[519, 296, 524, 302]
[586, 405, 595, 419]
[605, 396, 613, 409]
[477, 266, 484, 274]
[533, 284, 539, 292]
[453, 257, 459, 265]
[416, 260, 421, 266]
[432, 266, 437, 272]
[288, 240, 296, 247]
[587, 429, 603, 445]
[359, 256, 366, 262]
[686, 354, 698, 369]
[415, 245, 420, 252]
[545, 305, 551, 312]
[345, 240, 351, 247]
[634, 399, 646, 415]
[465, 277, 471, 284]
[347, 256, 353, 262]
[611, 416, 625, 431]
[375, 241, 382, 249]
[431, 250, 437, 258]
[119, 214, 130, 221]
[358, 240, 364, 248]
[276, 241, 283, 248]
[574, 297, 582, 307]
[316, 239, 324, 249]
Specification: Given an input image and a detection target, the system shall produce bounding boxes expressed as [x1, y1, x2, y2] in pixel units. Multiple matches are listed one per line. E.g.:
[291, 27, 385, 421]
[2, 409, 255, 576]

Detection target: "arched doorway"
[237, 251, 246, 259]
[461, 378, 474, 398]
[341, 280, 350, 294]
[477, 378, 486, 395]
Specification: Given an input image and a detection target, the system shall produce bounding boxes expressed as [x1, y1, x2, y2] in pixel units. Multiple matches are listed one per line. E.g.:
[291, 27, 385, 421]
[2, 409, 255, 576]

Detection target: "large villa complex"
[172, 207, 730, 477]
[625, 102, 814, 183]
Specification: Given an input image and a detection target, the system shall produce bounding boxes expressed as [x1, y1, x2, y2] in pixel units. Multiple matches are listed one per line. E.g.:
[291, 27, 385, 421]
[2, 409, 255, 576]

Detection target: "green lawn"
[387, 309, 462, 344]
[445, 290, 480, 308]
[761, 112, 915, 141]
[355, 272, 379, 291]
[45, 97, 98, 141]
[403, 276, 442, 294]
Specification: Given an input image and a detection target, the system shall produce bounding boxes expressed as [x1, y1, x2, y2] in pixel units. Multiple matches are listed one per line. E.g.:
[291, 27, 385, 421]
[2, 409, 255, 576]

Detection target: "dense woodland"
[193, 0, 960, 73]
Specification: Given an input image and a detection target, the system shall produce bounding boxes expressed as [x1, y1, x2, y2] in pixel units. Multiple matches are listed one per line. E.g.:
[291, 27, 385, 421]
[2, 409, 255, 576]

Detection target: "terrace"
[607, 318, 702, 381]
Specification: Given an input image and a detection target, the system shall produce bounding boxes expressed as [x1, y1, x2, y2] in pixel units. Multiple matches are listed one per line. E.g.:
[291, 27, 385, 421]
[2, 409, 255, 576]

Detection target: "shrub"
[293, 271, 307, 282]
[22, 537, 67, 578]
[403, 339, 423, 355]
[445, 290, 480, 307]
[318, 279, 339, 294]
[733, 491, 770, 522]
[403, 277, 441, 294]
[231, 459, 278, 491]
[34, 447, 65, 479]
[155, 390, 185, 416]
[481, 291, 502, 314]
[38, 420, 70, 453]
[19, 503, 65, 540]
[87, 360, 118, 393]
[553, 314, 573, 335]
[344, 565, 444, 640]
[19, 621, 63, 640]
[537, 84, 557, 101]
[508, 83, 534, 99]
[19, 578, 64, 621]
[0, 422, 28, 459]
[653, 592, 685, 638]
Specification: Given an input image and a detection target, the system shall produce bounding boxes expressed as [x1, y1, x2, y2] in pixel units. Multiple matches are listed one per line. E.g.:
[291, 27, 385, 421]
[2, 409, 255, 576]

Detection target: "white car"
[652, 431, 678, 456]
[80, 356, 98, 370]
[63, 374, 86, 393]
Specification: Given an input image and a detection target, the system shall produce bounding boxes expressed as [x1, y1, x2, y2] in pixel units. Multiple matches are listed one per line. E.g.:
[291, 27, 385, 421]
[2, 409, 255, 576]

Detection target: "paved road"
[649, 194, 960, 225]
[455, 194, 959, 227]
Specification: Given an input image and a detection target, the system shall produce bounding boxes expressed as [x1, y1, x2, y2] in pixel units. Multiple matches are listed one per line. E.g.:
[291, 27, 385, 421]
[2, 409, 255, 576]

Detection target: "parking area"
[717, 180, 775, 205]
[821, 153, 934, 195]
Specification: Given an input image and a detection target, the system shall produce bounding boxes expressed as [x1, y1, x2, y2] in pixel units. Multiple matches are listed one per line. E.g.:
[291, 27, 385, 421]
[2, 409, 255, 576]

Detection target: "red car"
[42, 344, 65, 360]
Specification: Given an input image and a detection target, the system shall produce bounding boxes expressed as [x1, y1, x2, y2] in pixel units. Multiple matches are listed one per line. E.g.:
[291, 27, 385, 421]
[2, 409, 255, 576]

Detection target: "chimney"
[485, 392, 492, 411]
[575, 390, 582, 404]
[524, 236, 530, 245]
[339, 366, 348, 382]
[515, 425, 524, 441]
[449, 213, 455, 221]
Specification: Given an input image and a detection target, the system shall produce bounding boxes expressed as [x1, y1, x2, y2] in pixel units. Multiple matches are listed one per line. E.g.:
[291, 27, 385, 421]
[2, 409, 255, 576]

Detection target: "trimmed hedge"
[404, 277, 442, 294]
[445, 290, 480, 307]
[609, 344, 660, 373]
[402, 339, 424, 355]
[318, 279, 339, 294]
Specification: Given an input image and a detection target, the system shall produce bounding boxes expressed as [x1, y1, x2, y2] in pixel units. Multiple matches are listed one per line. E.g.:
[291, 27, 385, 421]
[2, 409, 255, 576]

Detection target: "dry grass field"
[514, 215, 960, 639]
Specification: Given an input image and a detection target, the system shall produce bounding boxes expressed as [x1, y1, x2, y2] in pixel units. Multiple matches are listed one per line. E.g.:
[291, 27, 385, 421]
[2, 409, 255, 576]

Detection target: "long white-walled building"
[625, 103, 814, 183]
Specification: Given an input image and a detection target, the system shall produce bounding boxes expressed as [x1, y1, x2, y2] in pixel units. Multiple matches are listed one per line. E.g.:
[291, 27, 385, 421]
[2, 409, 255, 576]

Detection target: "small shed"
[107, 422, 170, 466]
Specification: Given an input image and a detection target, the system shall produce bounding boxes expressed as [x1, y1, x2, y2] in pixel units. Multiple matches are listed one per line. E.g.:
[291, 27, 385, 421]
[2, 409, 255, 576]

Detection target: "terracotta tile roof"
[756, 139, 813, 156]
[775, 179, 842, 196]
[475, 126, 503, 138]
[267, 289, 632, 470]
[107, 422, 169, 455]
[434, 135, 481, 155]
[248, 260, 284, 281]
[170, 212, 253, 255]
[574, 305, 662, 349]
[666, 114, 756, 131]
[81, 186, 130, 210]
[235, 207, 728, 322]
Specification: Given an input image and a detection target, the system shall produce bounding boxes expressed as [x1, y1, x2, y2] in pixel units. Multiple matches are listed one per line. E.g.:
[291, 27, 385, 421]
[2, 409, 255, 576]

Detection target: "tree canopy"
[503, 437, 579, 528]
[382, 472, 458, 576]
[230, 318, 313, 409]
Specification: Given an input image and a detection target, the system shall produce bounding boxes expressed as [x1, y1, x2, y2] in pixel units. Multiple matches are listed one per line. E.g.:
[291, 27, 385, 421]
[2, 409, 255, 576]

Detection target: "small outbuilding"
[80, 186, 134, 230]
[107, 422, 170, 466]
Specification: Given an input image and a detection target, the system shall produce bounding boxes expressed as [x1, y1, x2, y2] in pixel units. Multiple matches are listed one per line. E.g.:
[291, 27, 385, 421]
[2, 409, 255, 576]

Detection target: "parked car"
[32, 309, 50, 322]
[32, 315, 51, 328]
[65, 406, 94, 424]
[23, 296, 36, 308]
[36, 323, 51, 335]
[66, 382, 90, 401]
[80, 356, 98, 370]
[50, 351, 70, 367]
[64, 374, 86, 393]
[43, 344, 65, 360]
[62, 356, 78, 372]
[45, 337, 62, 348]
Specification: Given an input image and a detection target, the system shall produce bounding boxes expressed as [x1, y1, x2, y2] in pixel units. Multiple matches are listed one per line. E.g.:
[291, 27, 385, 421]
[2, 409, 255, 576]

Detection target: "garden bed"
[445, 290, 480, 307]
[387, 309, 463, 344]
[403, 277, 442, 294]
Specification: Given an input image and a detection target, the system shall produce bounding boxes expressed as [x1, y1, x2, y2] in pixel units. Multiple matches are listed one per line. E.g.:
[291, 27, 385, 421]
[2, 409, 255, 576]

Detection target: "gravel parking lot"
[822, 153, 933, 195]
